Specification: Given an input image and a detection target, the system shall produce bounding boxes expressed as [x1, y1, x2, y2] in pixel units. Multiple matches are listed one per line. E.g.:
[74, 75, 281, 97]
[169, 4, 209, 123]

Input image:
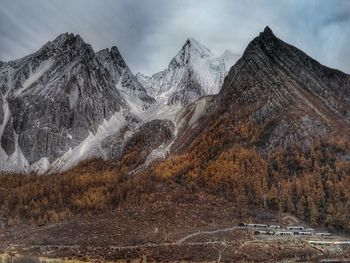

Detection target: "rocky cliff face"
[173, 27, 350, 155]
[96, 47, 156, 112]
[0, 33, 153, 173]
[136, 38, 239, 106]
[218, 26, 350, 150]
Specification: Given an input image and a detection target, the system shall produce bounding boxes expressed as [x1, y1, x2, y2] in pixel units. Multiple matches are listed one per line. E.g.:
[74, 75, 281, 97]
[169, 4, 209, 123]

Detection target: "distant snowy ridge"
[136, 38, 240, 105]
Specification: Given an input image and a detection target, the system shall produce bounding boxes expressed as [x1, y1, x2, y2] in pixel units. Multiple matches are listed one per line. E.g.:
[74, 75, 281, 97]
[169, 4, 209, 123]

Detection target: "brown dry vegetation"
[154, 116, 350, 232]
[1, 120, 350, 261]
[0, 110, 350, 236]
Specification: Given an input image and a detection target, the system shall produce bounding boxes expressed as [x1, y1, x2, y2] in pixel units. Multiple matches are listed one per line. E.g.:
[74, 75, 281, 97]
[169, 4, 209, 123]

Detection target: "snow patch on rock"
[50, 110, 128, 172]
[17, 59, 54, 96]
[3, 133, 30, 173]
[30, 157, 50, 175]
[189, 97, 209, 126]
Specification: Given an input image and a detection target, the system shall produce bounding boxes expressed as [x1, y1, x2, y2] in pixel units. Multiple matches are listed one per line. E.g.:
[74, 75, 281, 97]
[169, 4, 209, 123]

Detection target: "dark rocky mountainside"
[143, 27, 350, 234]
[173, 26, 350, 154]
[219, 26, 350, 148]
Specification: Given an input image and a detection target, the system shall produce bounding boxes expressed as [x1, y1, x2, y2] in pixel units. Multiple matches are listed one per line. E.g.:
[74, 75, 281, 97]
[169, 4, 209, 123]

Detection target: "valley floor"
[1, 195, 349, 262]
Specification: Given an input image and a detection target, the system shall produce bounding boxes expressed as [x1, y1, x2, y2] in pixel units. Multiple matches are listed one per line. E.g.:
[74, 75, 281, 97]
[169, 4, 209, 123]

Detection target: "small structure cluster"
[238, 223, 332, 237]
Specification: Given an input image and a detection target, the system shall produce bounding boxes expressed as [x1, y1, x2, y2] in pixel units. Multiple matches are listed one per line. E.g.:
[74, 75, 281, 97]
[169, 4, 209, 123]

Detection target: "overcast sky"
[1, 0, 350, 75]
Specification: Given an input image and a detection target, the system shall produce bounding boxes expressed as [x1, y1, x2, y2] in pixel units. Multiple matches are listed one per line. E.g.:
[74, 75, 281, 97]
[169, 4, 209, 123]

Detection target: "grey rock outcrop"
[0, 33, 154, 173]
[96, 47, 156, 110]
[103, 119, 175, 170]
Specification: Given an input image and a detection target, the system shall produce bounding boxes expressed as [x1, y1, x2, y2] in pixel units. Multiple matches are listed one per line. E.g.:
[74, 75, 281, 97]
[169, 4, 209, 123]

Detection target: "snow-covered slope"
[136, 38, 240, 105]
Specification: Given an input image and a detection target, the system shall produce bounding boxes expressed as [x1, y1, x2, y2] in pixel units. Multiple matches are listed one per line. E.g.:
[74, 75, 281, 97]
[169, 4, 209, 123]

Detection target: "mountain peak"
[137, 37, 234, 106]
[168, 38, 214, 71]
[263, 26, 273, 35]
[51, 32, 85, 45]
[96, 46, 122, 56]
[54, 32, 74, 41]
[185, 37, 202, 46]
[39, 32, 91, 57]
[240, 26, 279, 58]
[110, 46, 123, 57]
[96, 46, 127, 70]
[184, 37, 199, 45]
[180, 38, 213, 58]
[257, 26, 277, 44]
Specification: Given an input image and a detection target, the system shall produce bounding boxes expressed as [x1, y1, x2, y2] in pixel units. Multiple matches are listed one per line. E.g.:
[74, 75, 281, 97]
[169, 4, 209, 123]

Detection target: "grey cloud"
[0, 0, 349, 74]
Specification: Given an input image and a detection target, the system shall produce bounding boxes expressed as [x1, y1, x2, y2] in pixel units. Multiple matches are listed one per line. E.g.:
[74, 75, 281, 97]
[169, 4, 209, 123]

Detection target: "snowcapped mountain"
[7, 27, 346, 176]
[136, 38, 239, 105]
[0, 33, 154, 173]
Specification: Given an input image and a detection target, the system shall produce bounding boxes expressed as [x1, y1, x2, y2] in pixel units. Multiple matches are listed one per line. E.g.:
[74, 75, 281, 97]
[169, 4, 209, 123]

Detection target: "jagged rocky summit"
[0, 33, 155, 173]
